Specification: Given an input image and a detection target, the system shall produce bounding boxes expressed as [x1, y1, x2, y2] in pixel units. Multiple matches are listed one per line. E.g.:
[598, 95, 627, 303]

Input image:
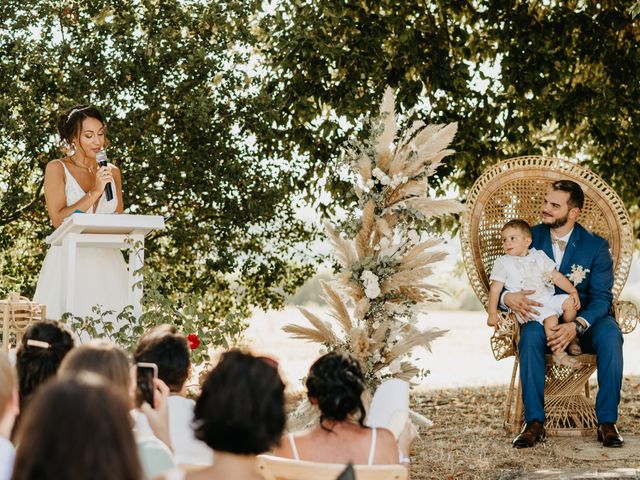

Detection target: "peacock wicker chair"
[460, 156, 638, 436]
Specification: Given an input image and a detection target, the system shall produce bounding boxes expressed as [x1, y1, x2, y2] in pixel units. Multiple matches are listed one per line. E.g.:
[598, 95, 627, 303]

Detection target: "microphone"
[96, 150, 114, 202]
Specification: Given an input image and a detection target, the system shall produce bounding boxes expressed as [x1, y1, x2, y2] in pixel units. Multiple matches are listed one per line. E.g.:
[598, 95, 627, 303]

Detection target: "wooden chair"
[256, 455, 408, 480]
[460, 156, 639, 436]
[1, 293, 46, 353]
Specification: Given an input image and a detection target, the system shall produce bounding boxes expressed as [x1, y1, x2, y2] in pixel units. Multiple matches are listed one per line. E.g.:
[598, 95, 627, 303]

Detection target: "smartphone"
[136, 362, 158, 408]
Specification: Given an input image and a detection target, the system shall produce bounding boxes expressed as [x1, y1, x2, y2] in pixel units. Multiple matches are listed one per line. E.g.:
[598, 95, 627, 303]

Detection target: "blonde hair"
[0, 351, 16, 413]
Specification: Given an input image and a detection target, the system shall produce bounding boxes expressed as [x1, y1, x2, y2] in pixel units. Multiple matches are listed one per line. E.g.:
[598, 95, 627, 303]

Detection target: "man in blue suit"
[504, 180, 623, 448]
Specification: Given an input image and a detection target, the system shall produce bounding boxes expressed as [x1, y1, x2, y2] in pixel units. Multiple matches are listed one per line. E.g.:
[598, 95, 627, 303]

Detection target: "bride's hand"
[93, 165, 113, 194]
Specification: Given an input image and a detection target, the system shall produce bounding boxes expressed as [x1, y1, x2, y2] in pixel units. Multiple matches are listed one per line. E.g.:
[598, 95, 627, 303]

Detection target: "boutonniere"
[568, 264, 590, 286]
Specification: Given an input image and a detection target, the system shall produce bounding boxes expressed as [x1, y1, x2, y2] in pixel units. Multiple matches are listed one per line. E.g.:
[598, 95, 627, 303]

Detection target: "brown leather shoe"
[512, 421, 545, 448]
[597, 423, 624, 448]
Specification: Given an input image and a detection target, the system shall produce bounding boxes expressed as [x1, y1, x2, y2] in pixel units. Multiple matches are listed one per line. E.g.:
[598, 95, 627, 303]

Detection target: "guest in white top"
[274, 351, 401, 466]
[132, 325, 213, 466]
[0, 351, 19, 480]
[487, 219, 581, 368]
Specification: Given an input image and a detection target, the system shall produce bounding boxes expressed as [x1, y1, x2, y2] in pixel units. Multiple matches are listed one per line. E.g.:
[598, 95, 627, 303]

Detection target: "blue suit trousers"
[518, 316, 623, 424]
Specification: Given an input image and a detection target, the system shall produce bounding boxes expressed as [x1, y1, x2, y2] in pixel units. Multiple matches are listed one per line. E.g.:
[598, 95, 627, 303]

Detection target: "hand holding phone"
[138, 376, 172, 451]
[136, 362, 158, 408]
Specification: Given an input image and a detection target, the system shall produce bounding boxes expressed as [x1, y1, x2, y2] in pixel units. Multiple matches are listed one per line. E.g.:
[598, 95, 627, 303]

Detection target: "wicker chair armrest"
[613, 300, 639, 334]
[490, 311, 519, 360]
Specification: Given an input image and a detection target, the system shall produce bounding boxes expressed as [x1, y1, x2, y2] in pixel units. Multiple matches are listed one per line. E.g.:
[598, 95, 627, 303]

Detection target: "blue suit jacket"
[531, 223, 614, 327]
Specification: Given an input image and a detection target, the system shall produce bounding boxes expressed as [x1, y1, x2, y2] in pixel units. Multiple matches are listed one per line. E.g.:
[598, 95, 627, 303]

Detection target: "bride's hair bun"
[305, 351, 366, 426]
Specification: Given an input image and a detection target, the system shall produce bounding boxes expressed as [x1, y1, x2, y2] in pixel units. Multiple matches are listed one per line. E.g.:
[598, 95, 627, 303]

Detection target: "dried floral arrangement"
[284, 88, 463, 399]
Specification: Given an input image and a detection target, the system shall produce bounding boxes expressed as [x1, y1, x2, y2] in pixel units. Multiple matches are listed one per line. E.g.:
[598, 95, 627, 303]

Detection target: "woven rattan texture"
[461, 156, 637, 436]
[1, 294, 45, 353]
[461, 156, 634, 308]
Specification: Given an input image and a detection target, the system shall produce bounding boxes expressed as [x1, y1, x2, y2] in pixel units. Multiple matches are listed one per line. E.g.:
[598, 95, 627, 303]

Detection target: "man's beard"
[544, 212, 569, 229]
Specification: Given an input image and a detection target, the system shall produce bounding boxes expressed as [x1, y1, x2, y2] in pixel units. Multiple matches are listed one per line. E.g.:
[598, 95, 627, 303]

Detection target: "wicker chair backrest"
[461, 156, 634, 308]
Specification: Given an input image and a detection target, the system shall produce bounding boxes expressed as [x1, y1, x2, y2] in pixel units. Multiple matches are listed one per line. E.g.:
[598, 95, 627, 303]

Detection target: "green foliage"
[255, 0, 640, 234]
[0, 1, 316, 333]
[2, 1, 639, 347]
[61, 265, 247, 365]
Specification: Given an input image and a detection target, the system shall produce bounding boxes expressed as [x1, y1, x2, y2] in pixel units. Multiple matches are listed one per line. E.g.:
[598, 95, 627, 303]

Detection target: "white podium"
[46, 214, 165, 318]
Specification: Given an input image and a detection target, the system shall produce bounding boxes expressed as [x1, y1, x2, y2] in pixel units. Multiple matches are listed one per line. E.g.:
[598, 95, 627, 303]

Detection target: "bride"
[34, 105, 129, 321]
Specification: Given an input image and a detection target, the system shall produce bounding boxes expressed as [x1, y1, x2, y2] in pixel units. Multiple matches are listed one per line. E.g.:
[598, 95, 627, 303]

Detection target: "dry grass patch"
[409, 376, 640, 479]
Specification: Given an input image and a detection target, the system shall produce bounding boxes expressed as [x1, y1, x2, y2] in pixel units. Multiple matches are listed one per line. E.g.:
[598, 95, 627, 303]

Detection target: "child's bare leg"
[562, 297, 577, 323]
[561, 297, 582, 356]
[543, 315, 558, 340]
[545, 315, 581, 368]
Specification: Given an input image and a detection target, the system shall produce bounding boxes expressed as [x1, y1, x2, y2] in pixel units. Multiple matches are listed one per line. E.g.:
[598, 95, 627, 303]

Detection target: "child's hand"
[570, 291, 581, 310]
[487, 312, 500, 327]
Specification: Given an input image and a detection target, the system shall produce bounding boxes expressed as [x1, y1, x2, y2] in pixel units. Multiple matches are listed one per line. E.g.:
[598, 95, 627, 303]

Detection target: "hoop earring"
[60, 140, 76, 157]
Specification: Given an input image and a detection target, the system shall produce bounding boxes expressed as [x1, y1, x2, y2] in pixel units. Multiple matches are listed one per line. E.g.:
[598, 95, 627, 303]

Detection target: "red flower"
[187, 333, 200, 350]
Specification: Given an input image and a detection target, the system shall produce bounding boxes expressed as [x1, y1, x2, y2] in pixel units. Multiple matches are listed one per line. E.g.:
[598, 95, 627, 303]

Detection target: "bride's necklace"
[69, 156, 98, 174]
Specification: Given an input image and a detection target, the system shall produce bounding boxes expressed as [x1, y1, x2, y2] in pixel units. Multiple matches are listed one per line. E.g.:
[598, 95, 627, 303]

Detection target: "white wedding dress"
[34, 160, 129, 320]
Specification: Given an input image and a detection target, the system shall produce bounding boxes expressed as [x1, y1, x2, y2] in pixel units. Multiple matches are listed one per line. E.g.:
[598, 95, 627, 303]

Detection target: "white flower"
[361, 270, 377, 283]
[365, 283, 381, 299]
[379, 237, 391, 249]
[365, 179, 375, 189]
[407, 229, 419, 244]
[379, 175, 391, 186]
[567, 264, 590, 286]
[372, 167, 385, 180]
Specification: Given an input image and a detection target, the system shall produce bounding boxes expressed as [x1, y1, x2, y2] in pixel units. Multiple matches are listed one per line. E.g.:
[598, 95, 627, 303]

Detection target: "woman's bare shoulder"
[44, 158, 67, 176]
[375, 427, 398, 447]
[46, 158, 67, 168]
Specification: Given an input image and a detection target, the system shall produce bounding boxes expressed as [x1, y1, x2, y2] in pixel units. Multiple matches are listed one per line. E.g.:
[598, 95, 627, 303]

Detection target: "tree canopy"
[0, 0, 314, 321]
[1, 0, 638, 328]
[254, 0, 640, 231]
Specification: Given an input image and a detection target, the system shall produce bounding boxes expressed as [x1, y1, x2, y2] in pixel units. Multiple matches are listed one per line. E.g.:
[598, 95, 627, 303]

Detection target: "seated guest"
[15, 321, 74, 416]
[274, 351, 401, 465]
[59, 340, 131, 398]
[12, 374, 143, 480]
[59, 340, 176, 479]
[0, 351, 19, 480]
[133, 325, 213, 466]
[163, 350, 286, 480]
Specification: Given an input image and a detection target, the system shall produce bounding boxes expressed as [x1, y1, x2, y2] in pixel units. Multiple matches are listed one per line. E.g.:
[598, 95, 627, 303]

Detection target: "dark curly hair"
[306, 351, 367, 428]
[12, 374, 142, 480]
[133, 324, 190, 392]
[194, 350, 285, 455]
[16, 321, 74, 410]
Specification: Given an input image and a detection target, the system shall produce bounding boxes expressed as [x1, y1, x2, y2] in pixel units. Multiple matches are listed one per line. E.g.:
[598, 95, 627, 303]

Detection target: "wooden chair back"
[256, 455, 408, 480]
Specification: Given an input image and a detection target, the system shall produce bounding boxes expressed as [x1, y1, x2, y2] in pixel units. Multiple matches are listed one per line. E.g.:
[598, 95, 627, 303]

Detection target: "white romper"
[490, 248, 569, 324]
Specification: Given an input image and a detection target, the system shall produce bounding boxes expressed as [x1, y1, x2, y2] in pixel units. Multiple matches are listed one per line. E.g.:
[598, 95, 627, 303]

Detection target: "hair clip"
[27, 339, 51, 349]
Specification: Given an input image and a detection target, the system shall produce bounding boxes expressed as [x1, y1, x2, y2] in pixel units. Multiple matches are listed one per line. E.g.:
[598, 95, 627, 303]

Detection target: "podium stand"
[46, 214, 165, 318]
